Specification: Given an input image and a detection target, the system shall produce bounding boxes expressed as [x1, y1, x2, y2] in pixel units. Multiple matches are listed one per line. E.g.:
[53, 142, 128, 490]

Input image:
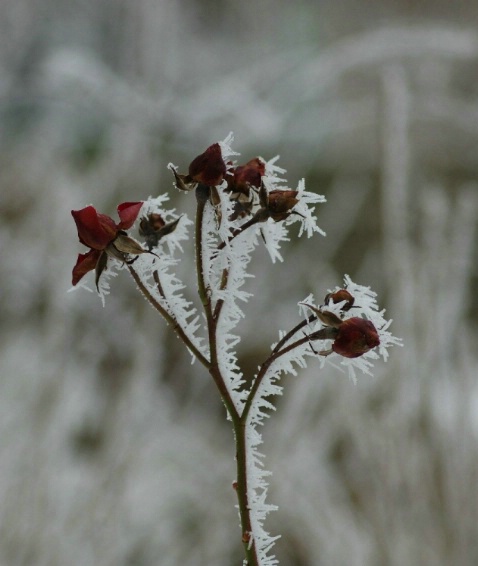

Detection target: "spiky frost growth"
[133, 196, 209, 362]
[200, 205, 256, 409]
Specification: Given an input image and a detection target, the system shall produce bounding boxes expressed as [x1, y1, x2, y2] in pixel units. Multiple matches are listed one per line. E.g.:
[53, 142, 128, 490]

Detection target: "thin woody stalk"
[195, 185, 259, 565]
[235, 421, 259, 566]
[242, 327, 336, 423]
[195, 186, 239, 421]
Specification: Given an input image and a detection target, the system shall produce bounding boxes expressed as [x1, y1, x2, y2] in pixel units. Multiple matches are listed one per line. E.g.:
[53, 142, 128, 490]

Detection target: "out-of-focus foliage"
[2, 0, 478, 564]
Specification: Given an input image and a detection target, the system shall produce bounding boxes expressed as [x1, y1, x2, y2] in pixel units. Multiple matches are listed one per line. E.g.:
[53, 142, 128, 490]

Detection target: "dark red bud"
[232, 158, 265, 194]
[332, 317, 380, 358]
[188, 143, 226, 186]
[324, 289, 355, 311]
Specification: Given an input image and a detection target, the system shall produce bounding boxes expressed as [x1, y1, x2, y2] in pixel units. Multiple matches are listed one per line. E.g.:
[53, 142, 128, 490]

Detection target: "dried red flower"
[71, 201, 145, 288]
[188, 143, 226, 186]
[332, 317, 380, 358]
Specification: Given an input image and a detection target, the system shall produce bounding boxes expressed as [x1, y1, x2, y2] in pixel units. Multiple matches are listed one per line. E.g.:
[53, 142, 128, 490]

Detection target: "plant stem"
[195, 188, 259, 565]
[213, 267, 229, 319]
[194, 192, 239, 421]
[234, 420, 260, 566]
[242, 333, 314, 423]
[271, 315, 317, 354]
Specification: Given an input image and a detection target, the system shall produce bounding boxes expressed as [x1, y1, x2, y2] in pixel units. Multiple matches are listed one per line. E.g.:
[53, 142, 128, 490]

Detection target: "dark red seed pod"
[332, 317, 380, 358]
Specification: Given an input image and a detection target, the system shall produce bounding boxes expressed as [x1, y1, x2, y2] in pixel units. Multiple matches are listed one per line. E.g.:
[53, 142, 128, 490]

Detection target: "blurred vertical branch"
[380, 63, 414, 361]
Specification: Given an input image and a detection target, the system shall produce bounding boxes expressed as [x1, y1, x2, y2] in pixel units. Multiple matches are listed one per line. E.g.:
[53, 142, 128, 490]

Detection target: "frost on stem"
[245, 277, 400, 563]
[70, 134, 400, 566]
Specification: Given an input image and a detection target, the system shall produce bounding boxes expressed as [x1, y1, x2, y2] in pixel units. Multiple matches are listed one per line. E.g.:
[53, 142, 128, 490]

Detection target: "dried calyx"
[139, 213, 181, 250]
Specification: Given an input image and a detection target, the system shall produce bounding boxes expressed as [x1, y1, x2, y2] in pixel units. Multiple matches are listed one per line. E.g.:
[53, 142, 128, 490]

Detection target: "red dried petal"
[72, 249, 102, 285]
[188, 143, 226, 186]
[117, 201, 143, 230]
[332, 317, 380, 358]
[72, 206, 117, 250]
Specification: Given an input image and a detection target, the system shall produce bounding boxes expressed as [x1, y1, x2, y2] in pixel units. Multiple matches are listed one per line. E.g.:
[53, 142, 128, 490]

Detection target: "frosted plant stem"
[235, 420, 260, 566]
[213, 267, 229, 319]
[271, 315, 317, 354]
[243, 333, 316, 422]
[127, 265, 210, 368]
[195, 186, 259, 565]
[195, 187, 239, 420]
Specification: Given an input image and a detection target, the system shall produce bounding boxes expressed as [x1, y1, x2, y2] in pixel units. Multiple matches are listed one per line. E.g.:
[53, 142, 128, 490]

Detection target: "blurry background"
[2, 1, 478, 565]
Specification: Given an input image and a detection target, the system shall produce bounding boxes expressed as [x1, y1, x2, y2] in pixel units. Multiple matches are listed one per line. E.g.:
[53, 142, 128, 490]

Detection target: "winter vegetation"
[2, 1, 478, 565]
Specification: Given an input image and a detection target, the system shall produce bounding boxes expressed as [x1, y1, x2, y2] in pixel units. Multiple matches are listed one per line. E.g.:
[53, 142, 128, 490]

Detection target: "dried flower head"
[71, 201, 146, 288]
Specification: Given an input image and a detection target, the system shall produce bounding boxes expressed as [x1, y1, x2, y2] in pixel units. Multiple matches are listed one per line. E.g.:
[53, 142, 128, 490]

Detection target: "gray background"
[2, 1, 478, 565]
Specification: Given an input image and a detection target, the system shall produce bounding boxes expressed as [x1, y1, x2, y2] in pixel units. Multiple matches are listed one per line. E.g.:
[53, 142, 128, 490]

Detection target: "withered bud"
[188, 143, 226, 186]
[324, 289, 355, 311]
[140, 213, 166, 233]
[139, 213, 181, 250]
[332, 317, 380, 358]
[228, 157, 265, 195]
[267, 190, 299, 222]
